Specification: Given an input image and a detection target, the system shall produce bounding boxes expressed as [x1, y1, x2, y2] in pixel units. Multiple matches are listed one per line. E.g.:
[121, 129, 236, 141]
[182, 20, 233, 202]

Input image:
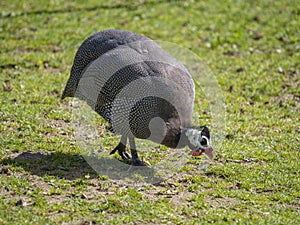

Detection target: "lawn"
[0, 0, 299, 224]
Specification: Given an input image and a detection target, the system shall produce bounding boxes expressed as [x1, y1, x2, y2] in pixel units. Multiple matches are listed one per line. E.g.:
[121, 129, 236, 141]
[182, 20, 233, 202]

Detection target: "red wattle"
[190, 149, 204, 156]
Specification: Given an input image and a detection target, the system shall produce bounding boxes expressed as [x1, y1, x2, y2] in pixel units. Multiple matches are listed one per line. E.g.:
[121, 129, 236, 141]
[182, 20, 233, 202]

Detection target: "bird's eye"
[200, 136, 209, 147]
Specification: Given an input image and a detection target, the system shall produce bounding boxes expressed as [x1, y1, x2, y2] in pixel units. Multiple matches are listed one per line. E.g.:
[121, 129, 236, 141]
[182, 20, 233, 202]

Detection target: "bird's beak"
[190, 146, 214, 160]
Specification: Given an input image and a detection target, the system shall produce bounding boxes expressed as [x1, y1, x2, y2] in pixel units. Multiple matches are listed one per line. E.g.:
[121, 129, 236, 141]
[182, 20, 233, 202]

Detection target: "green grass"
[1, 0, 299, 224]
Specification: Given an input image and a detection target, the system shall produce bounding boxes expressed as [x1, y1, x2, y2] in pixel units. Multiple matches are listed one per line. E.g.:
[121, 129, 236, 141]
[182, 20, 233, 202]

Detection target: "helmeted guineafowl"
[62, 29, 213, 166]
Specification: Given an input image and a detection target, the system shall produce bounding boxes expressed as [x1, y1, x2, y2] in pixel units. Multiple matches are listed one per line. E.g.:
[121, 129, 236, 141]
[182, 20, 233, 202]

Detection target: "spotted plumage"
[62, 29, 213, 165]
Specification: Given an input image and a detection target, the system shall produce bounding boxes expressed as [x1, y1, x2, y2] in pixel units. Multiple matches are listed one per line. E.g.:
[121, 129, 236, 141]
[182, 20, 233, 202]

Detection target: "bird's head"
[184, 126, 214, 160]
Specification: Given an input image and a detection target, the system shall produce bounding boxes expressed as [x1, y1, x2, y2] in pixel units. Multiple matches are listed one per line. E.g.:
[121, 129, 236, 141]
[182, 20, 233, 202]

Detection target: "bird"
[62, 29, 213, 166]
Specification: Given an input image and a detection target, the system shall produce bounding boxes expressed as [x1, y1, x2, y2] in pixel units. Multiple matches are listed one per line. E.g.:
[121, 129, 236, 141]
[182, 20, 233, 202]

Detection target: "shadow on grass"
[1, 0, 172, 18]
[1, 151, 96, 180]
[1, 151, 163, 183]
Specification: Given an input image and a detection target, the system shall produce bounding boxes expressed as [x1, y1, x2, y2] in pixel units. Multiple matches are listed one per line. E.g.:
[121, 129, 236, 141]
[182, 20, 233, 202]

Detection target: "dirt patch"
[272, 93, 300, 109]
[169, 190, 194, 206]
[278, 202, 300, 210]
[45, 118, 74, 137]
[205, 196, 241, 209]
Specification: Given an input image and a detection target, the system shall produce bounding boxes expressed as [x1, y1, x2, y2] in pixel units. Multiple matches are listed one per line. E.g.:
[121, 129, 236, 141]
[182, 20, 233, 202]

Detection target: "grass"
[0, 0, 299, 224]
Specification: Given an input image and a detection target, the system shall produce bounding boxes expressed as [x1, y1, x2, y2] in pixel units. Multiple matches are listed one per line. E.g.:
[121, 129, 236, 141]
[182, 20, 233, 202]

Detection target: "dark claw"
[122, 151, 132, 160]
[128, 137, 147, 166]
[110, 142, 131, 160]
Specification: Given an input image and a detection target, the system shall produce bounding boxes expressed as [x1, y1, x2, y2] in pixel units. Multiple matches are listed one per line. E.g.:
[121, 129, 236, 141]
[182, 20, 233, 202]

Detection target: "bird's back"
[62, 29, 149, 99]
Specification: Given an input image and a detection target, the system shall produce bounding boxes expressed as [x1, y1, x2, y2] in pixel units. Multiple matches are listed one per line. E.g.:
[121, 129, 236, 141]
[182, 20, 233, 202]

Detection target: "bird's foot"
[131, 158, 149, 166]
[110, 143, 131, 160]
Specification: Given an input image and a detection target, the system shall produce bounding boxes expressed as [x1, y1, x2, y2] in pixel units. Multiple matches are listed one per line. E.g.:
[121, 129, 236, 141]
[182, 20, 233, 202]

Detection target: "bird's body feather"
[62, 29, 212, 165]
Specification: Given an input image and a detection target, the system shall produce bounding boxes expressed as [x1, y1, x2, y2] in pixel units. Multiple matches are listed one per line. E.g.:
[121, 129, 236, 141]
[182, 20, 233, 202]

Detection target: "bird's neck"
[160, 125, 190, 149]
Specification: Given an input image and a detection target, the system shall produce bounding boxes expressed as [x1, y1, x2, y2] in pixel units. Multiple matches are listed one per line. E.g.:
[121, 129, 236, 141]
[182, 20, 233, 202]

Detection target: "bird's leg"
[110, 135, 131, 160]
[129, 137, 146, 166]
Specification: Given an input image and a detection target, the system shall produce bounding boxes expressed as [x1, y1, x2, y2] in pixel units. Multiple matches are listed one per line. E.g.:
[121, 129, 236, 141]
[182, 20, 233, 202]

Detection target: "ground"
[0, 0, 299, 224]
